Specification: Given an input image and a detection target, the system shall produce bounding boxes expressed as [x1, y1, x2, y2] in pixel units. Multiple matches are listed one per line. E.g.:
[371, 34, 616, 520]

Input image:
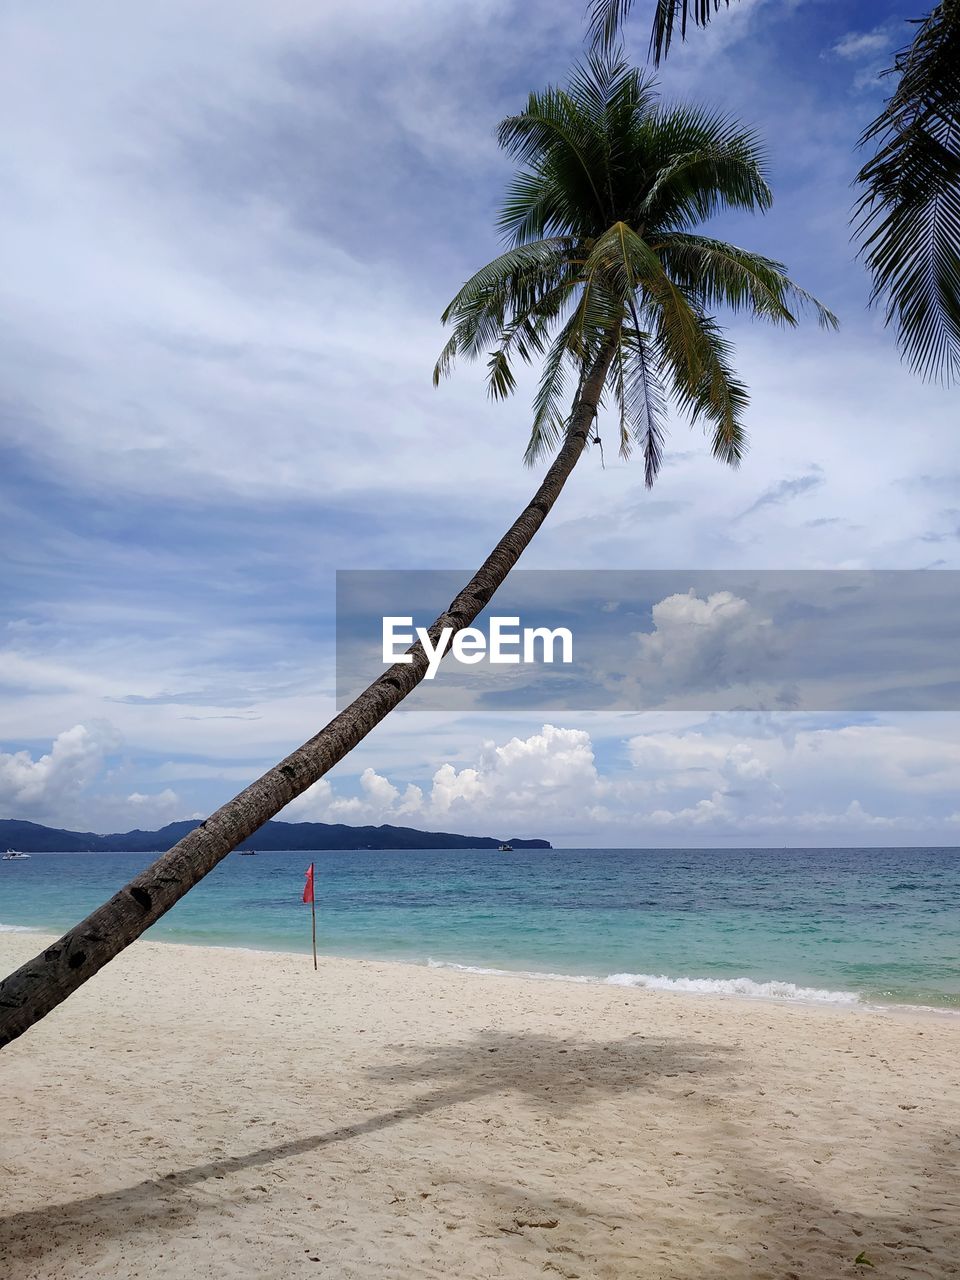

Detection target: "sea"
[2, 847, 959, 1011]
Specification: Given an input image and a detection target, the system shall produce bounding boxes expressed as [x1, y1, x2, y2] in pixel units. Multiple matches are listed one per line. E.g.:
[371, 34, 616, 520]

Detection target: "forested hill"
[0, 818, 551, 853]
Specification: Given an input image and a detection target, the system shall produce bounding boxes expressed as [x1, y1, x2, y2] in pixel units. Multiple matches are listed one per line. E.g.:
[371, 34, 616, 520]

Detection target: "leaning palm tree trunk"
[0, 344, 615, 1050]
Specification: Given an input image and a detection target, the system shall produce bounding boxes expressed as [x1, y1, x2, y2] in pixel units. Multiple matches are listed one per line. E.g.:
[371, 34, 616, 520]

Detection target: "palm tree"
[588, 0, 960, 383]
[435, 55, 834, 485]
[0, 55, 834, 1050]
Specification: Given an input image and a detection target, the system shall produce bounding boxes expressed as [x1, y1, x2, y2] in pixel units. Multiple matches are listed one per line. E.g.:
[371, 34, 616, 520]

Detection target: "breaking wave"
[426, 958, 860, 1005]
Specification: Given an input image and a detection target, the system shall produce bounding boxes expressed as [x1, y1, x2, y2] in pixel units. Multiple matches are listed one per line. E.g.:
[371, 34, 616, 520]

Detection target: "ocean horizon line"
[7, 842, 960, 853]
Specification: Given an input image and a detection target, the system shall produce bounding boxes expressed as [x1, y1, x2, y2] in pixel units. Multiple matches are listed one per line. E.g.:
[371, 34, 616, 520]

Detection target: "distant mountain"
[0, 818, 551, 853]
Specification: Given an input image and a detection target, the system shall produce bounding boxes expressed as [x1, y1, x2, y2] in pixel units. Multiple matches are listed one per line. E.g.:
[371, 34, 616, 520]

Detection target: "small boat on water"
[238, 849, 256, 856]
[497, 842, 513, 853]
[2, 850, 31, 860]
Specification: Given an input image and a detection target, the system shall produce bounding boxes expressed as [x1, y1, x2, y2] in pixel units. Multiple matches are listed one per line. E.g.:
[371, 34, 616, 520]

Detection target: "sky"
[2, 0, 959, 847]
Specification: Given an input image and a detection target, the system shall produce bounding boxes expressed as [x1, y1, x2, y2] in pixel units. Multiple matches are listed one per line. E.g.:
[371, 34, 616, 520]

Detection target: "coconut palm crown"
[434, 55, 836, 487]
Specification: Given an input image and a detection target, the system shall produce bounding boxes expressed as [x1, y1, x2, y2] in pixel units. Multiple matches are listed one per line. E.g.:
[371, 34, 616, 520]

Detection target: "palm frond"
[587, 0, 738, 62]
[587, 0, 637, 53]
[655, 233, 838, 328]
[632, 331, 668, 483]
[433, 239, 575, 386]
[665, 312, 750, 466]
[438, 239, 575, 329]
[499, 171, 566, 246]
[497, 56, 661, 243]
[526, 323, 576, 465]
[629, 238, 715, 388]
[608, 322, 668, 483]
[524, 271, 624, 464]
[855, 3, 960, 383]
[640, 107, 772, 225]
[483, 282, 577, 401]
[497, 84, 610, 227]
[568, 47, 643, 118]
[433, 332, 460, 386]
[583, 219, 663, 295]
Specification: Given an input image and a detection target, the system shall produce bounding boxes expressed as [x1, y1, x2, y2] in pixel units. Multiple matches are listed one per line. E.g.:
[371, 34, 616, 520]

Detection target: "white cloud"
[290, 724, 604, 836]
[290, 768, 424, 825]
[829, 24, 898, 92]
[0, 724, 115, 819]
[124, 788, 183, 824]
[0, 0, 565, 507]
[630, 591, 777, 700]
[283, 715, 960, 845]
[833, 28, 893, 60]
[649, 790, 732, 827]
[0, 724, 193, 831]
[7, 714, 960, 845]
[627, 731, 775, 793]
[431, 724, 600, 815]
[358, 767, 400, 810]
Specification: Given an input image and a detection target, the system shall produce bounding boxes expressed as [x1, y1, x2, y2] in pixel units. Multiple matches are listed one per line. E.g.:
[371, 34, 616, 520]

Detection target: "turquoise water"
[2, 847, 959, 1009]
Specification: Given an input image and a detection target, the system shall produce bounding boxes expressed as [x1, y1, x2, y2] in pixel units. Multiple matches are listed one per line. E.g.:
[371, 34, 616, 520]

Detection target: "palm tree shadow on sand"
[3, 1029, 956, 1276]
[0, 1030, 729, 1266]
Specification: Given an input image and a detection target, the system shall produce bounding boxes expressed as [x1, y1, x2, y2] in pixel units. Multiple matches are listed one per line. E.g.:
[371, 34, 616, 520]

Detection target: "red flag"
[302, 862, 315, 904]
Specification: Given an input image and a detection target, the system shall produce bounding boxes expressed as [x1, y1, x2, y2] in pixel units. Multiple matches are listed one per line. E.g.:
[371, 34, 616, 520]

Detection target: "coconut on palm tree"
[0, 55, 834, 1049]
[588, 0, 960, 383]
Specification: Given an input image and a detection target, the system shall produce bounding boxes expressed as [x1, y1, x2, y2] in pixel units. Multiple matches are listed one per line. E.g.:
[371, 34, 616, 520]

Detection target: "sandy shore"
[1, 933, 958, 1279]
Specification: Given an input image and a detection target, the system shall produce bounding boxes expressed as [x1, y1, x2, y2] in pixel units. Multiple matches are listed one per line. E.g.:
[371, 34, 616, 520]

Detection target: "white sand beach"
[1, 932, 958, 1279]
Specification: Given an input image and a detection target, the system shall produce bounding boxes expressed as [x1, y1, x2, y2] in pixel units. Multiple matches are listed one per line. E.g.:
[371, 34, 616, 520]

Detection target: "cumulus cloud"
[7, 713, 960, 845]
[431, 724, 600, 815]
[284, 715, 960, 846]
[627, 731, 775, 794]
[624, 718, 960, 840]
[0, 724, 112, 818]
[290, 724, 604, 835]
[124, 788, 183, 825]
[0, 723, 191, 830]
[631, 591, 777, 699]
[290, 767, 423, 825]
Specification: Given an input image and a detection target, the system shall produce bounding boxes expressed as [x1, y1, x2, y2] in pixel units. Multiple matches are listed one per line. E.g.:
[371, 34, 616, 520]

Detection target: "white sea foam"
[427, 958, 591, 983]
[0, 922, 39, 934]
[604, 972, 860, 1004]
[426, 958, 860, 1005]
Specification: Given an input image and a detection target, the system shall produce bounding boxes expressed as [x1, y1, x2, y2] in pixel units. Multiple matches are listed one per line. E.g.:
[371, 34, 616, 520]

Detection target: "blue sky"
[2, 0, 959, 846]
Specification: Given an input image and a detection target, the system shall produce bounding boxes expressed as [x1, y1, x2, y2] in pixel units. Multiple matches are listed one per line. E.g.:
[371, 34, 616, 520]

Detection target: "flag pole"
[303, 862, 317, 972]
[311, 886, 317, 972]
